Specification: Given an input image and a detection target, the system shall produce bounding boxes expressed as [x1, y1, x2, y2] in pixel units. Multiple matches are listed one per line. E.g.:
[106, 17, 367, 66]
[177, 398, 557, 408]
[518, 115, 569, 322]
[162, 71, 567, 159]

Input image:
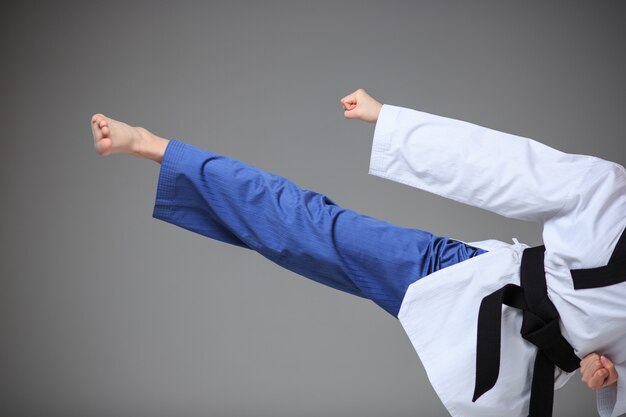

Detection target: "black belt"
[472, 227, 626, 417]
[472, 245, 580, 417]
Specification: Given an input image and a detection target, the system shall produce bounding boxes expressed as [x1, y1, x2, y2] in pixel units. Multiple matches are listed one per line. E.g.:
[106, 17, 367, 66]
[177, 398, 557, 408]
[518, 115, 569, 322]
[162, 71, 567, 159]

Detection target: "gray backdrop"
[2, 1, 625, 416]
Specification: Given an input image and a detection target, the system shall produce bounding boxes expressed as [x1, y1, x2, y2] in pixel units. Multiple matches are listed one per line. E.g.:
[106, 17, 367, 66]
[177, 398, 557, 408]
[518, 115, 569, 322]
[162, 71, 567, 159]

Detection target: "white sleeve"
[597, 361, 626, 417]
[368, 104, 601, 223]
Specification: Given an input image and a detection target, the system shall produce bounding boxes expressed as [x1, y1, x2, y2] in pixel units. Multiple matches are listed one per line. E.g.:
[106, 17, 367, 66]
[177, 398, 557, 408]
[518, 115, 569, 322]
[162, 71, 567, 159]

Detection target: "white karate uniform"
[368, 104, 626, 417]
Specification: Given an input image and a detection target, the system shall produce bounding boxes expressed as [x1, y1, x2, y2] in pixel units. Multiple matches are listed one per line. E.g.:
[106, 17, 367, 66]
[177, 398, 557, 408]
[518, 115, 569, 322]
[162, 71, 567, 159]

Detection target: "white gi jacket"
[368, 104, 626, 417]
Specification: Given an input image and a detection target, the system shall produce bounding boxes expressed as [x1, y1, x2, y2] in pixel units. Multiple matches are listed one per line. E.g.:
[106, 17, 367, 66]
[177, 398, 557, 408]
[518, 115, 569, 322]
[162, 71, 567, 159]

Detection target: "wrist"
[368, 102, 383, 123]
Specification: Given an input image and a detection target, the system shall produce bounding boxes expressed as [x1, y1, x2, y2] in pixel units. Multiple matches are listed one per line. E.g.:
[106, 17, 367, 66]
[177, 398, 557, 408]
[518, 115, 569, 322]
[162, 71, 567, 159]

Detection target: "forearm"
[368, 104, 602, 223]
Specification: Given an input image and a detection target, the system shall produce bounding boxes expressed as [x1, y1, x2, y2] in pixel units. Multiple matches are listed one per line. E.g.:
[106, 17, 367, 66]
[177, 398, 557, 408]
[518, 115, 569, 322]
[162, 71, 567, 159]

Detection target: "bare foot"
[90, 113, 150, 156]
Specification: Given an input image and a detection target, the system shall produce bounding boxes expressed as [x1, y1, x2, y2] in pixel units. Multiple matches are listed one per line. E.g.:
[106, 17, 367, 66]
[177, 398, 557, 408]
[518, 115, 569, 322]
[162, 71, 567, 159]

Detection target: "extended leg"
[90, 114, 487, 317]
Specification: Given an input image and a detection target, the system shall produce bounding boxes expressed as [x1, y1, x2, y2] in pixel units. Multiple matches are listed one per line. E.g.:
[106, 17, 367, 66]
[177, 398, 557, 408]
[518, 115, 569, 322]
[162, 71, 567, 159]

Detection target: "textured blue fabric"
[152, 139, 488, 317]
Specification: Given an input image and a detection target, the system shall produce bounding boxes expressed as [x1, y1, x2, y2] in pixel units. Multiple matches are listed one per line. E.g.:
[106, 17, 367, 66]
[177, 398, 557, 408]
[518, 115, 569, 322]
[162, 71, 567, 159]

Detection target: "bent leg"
[152, 139, 487, 317]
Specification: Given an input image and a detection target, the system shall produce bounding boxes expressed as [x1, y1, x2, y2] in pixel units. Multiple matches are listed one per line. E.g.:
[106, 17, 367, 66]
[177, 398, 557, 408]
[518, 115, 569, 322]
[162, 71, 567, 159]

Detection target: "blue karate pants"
[152, 140, 488, 318]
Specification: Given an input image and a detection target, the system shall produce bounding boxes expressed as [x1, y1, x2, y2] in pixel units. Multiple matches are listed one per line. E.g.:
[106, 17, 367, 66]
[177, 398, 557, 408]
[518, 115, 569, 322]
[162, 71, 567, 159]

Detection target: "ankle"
[133, 127, 169, 163]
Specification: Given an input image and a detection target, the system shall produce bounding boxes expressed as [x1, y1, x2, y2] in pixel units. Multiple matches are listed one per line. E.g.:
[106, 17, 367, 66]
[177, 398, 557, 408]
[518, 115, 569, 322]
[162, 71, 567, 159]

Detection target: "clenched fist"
[580, 353, 619, 390]
[340, 88, 383, 123]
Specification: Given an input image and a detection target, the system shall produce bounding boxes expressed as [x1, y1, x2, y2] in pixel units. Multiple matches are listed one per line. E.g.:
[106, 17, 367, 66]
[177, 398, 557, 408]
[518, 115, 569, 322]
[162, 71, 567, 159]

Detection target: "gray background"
[2, 1, 625, 416]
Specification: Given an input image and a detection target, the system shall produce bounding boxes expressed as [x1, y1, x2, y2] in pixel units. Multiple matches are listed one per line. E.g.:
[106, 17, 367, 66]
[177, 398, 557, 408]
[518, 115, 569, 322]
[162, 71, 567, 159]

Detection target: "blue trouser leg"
[152, 139, 487, 317]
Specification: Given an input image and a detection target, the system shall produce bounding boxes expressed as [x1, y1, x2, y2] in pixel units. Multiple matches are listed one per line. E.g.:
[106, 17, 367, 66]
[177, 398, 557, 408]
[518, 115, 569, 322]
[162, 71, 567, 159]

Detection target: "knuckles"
[581, 353, 600, 367]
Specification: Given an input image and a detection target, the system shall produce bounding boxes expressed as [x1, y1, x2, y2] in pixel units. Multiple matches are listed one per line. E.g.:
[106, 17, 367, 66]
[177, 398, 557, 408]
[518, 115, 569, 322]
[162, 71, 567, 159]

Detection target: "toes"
[90, 120, 102, 143]
[101, 124, 110, 137]
[91, 114, 109, 130]
[95, 137, 112, 156]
